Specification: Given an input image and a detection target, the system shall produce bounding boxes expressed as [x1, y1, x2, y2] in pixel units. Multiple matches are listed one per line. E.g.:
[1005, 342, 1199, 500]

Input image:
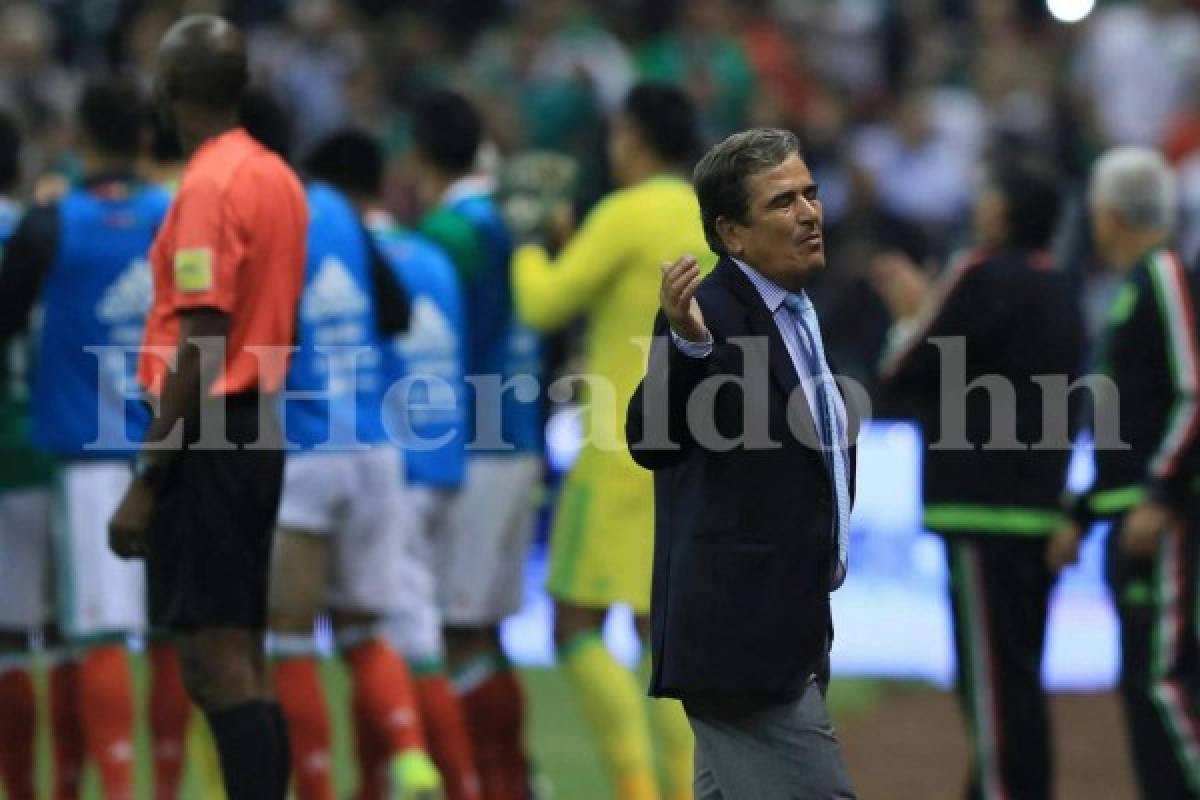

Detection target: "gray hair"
[1088, 146, 1178, 230]
[693, 128, 801, 257]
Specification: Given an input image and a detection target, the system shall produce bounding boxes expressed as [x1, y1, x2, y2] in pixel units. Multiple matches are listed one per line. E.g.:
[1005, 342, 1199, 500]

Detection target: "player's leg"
[44, 632, 84, 800]
[995, 537, 1055, 799]
[268, 526, 334, 800]
[147, 432, 291, 800]
[636, 616, 693, 800]
[147, 636, 192, 800]
[267, 452, 344, 800]
[78, 641, 138, 799]
[0, 488, 52, 800]
[389, 487, 480, 800]
[1167, 507, 1200, 795]
[446, 626, 528, 800]
[414, 667, 481, 800]
[337, 614, 443, 800]
[352, 681, 392, 800]
[57, 463, 147, 800]
[555, 603, 657, 800]
[332, 447, 441, 799]
[1109, 512, 1200, 798]
[545, 468, 657, 800]
[0, 630, 37, 800]
[947, 533, 1059, 800]
[946, 536, 1010, 800]
[173, 627, 283, 796]
[440, 456, 540, 800]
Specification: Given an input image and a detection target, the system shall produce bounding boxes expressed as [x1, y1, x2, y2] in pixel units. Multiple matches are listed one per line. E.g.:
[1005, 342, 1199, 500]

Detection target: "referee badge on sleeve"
[174, 247, 214, 292]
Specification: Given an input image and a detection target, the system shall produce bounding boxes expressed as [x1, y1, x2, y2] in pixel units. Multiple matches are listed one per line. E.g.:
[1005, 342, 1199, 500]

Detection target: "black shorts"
[146, 394, 284, 631]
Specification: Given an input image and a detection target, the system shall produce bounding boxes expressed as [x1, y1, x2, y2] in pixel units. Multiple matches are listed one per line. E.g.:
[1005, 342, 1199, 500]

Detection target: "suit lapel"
[714, 259, 824, 457]
[716, 259, 798, 396]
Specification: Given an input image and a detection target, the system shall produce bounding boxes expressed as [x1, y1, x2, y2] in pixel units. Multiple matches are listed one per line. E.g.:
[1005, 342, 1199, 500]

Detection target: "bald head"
[156, 14, 247, 112]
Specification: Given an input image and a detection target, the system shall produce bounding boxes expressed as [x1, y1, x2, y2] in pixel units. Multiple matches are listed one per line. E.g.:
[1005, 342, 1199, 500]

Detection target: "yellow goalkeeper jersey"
[512, 174, 715, 611]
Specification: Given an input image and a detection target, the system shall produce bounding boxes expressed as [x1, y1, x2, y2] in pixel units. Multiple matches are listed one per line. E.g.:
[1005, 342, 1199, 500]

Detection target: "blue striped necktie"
[783, 291, 850, 588]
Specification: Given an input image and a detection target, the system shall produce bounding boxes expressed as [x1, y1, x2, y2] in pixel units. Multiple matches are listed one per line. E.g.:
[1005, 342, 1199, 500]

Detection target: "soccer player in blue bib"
[303, 127, 482, 800]
[265, 130, 443, 800]
[411, 90, 544, 799]
[0, 77, 170, 800]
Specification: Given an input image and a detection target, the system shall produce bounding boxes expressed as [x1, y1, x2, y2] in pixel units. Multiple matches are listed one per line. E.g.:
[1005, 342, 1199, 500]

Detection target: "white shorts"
[54, 463, 147, 637]
[437, 454, 541, 626]
[385, 486, 450, 665]
[0, 487, 53, 630]
[276, 447, 409, 614]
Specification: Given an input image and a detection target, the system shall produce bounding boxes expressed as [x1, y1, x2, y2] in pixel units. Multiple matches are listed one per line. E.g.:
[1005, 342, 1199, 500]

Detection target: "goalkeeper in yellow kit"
[512, 83, 714, 800]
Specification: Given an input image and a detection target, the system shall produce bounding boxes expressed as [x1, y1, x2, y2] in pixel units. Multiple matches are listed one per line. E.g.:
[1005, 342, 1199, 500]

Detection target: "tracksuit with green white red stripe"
[1072, 246, 1200, 799]
[881, 247, 1085, 800]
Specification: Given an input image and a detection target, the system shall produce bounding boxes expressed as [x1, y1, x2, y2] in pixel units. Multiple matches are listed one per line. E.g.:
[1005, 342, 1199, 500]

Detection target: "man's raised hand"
[660, 255, 709, 343]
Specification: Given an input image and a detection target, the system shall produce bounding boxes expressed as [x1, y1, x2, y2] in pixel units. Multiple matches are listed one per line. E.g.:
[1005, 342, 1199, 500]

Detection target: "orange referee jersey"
[139, 128, 306, 397]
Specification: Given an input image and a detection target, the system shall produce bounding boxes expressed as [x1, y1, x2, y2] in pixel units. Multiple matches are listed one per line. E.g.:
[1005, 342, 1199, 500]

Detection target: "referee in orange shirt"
[107, 15, 307, 799]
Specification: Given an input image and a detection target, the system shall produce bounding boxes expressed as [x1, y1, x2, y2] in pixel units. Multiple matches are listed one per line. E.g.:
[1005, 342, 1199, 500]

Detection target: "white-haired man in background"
[1051, 147, 1200, 799]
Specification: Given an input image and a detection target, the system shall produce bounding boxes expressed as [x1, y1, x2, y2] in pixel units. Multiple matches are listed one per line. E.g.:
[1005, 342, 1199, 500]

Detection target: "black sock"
[206, 701, 286, 800]
[266, 701, 292, 797]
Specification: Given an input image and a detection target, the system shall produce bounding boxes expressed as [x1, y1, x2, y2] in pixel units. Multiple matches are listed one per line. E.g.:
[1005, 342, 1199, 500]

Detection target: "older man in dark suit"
[627, 127, 858, 798]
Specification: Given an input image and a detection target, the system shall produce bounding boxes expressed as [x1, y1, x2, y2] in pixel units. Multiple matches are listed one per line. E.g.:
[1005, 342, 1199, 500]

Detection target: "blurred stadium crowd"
[6, 0, 1200, 393]
[3, 1, 1200, 799]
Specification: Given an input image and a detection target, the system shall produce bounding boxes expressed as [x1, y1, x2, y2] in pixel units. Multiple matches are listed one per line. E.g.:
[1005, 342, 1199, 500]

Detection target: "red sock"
[49, 659, 84, 800]
[149, 643, 191, 800]
[344, 639, 427, 757]
[273, 656, 335, 800]
[352, 684, 391, 800]
[461, 668, 530, 800]
[79, 645, 136, 800]
[0, 666, 37, 800]
[416, 674, 481, 800]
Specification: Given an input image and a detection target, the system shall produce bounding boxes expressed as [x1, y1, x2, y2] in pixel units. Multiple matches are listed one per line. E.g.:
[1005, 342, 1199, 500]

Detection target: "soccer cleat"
[390, 749, 445, 800]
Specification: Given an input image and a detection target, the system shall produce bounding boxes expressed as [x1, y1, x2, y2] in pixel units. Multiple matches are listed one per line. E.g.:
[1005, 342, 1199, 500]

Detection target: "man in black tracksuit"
[1051, 147, 1200, 800]
[874, 155, 1084, 800]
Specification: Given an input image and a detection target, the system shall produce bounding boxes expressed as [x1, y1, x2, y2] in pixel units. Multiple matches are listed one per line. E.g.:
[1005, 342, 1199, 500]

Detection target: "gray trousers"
[684, 678, 856, 799]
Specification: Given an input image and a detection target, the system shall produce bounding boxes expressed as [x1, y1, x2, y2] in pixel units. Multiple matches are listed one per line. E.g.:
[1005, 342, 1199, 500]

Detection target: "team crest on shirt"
[174, 247, 214, 292]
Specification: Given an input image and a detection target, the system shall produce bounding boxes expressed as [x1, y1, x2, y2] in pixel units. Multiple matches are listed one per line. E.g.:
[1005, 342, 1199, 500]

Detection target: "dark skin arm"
[108, 307, 230, 558]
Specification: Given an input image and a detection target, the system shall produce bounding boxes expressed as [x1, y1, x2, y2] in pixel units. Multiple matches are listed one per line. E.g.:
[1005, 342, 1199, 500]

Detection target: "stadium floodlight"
[1046, 0, 1095, 24]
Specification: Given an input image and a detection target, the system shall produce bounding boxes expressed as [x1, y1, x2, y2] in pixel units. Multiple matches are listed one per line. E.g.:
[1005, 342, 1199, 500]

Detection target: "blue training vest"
[284, 183, 387, 449]
[32, 183, 170, 456]
[374, 224, 467, 488]
[449, 193, 543, 454]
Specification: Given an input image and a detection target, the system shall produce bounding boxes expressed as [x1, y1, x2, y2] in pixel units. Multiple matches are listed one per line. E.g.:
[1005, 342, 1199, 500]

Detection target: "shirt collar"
[441, 174, 496, 207]
[732, 257, 808, 314]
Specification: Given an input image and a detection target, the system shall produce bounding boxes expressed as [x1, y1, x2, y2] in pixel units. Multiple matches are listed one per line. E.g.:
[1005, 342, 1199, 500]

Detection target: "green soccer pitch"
[16, 655, 880, 799]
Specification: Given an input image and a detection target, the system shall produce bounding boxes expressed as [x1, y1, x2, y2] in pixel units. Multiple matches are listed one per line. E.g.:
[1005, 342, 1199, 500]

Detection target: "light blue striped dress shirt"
[670, 258, 850, 587]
